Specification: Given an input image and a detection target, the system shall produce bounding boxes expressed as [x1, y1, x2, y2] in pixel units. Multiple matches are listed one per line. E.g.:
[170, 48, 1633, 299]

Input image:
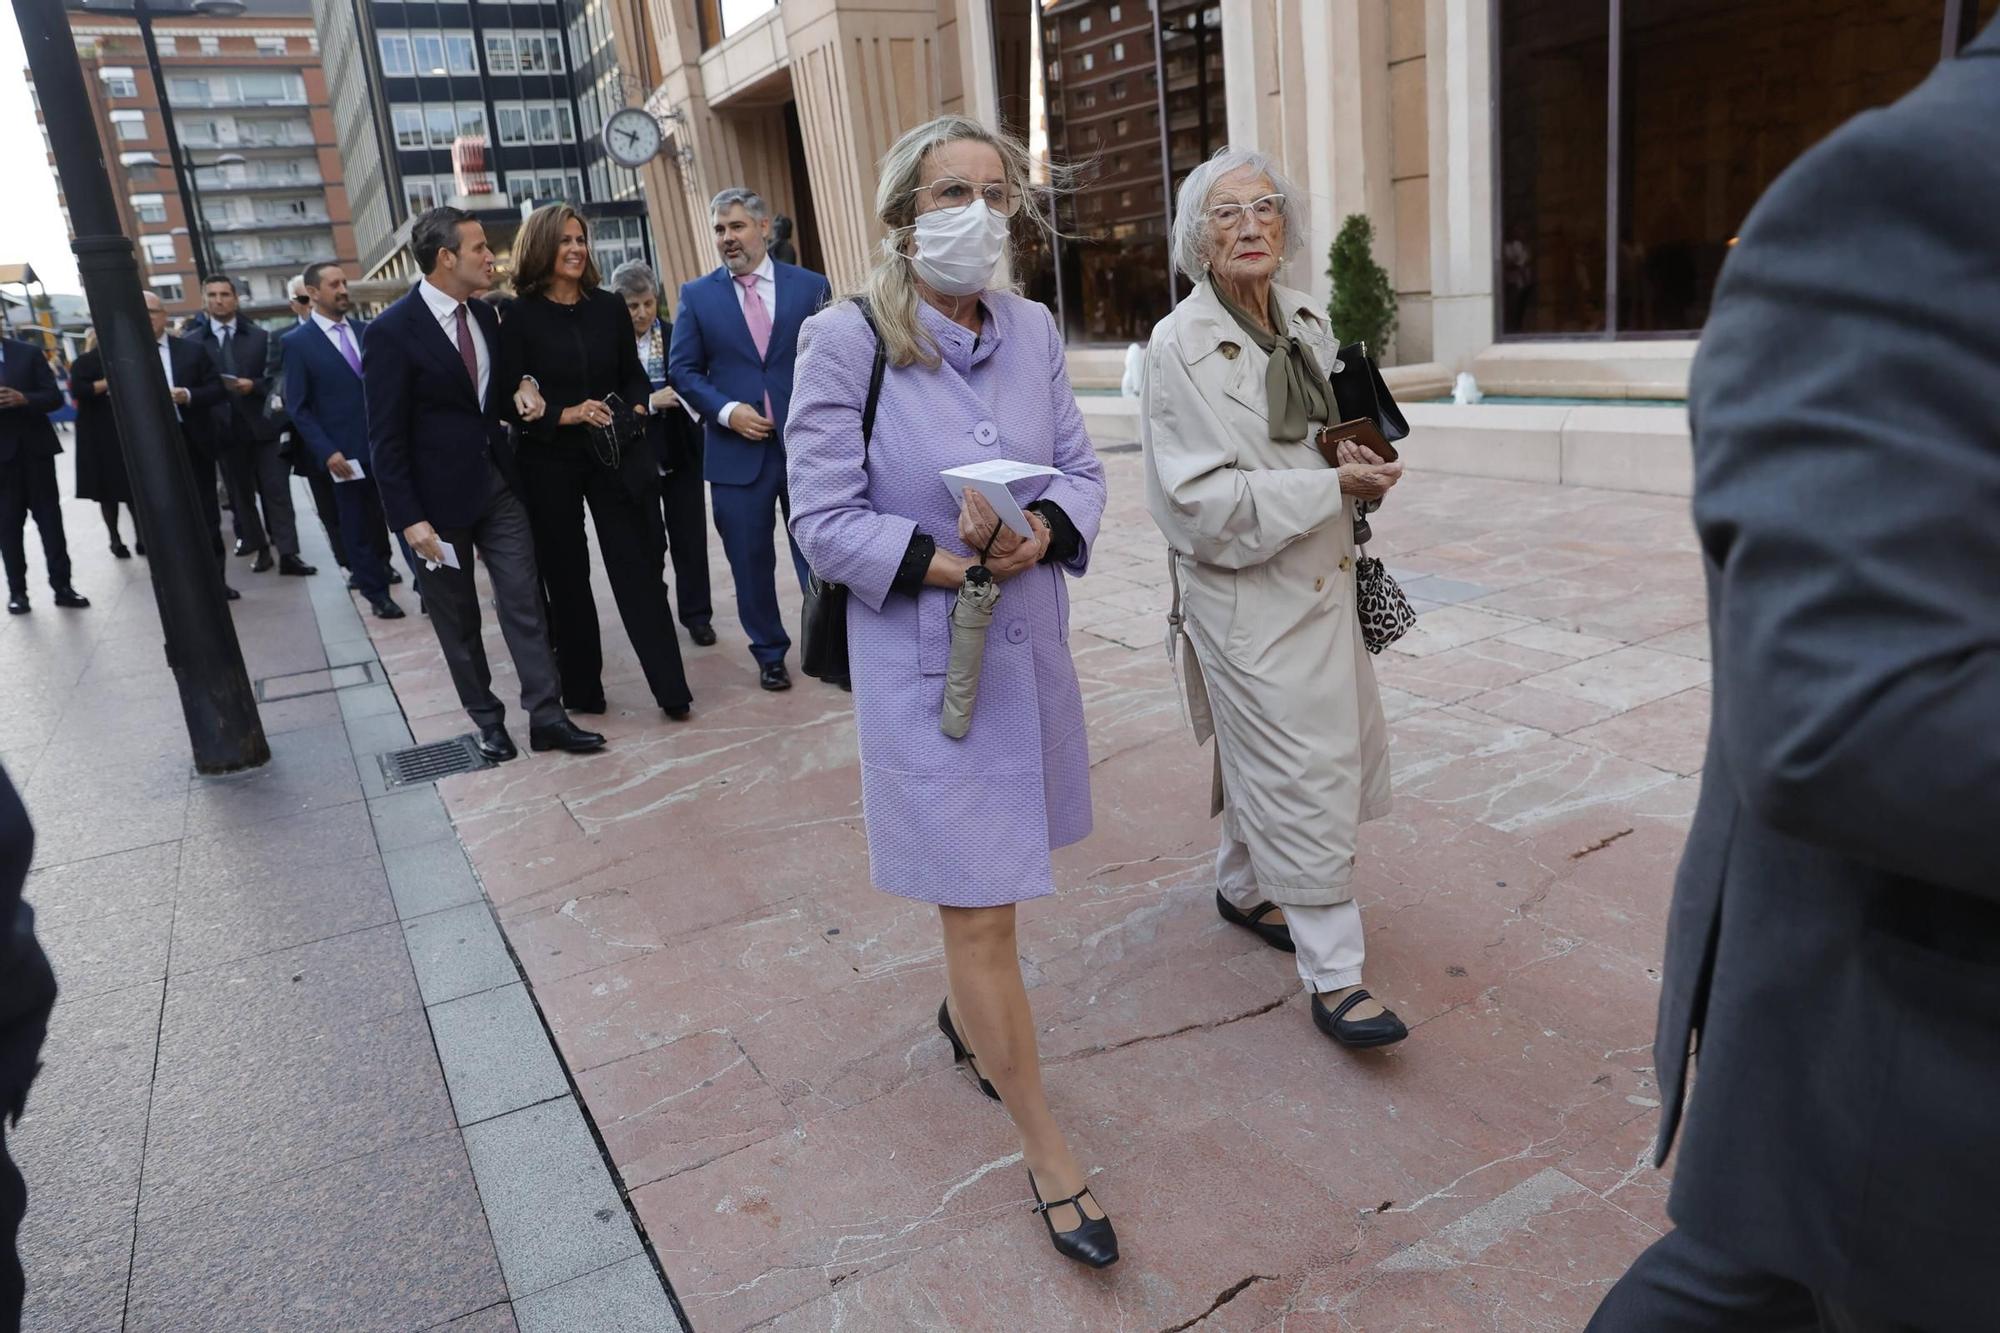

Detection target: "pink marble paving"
[363, 458, 1709, 1331]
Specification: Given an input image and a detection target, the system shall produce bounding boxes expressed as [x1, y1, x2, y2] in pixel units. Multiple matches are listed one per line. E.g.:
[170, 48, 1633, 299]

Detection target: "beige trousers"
[1217, 831, 1366, 991]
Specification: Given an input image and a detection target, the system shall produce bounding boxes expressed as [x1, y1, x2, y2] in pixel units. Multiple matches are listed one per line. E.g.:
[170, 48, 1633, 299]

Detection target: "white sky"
[0, 7, 85, 294]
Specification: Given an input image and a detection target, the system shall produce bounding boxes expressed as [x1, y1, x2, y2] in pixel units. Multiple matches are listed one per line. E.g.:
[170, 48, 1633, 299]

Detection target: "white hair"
[709, 186, 770, 223]
[1170, 147, 1309, 282]
[286, 274, 308, 299]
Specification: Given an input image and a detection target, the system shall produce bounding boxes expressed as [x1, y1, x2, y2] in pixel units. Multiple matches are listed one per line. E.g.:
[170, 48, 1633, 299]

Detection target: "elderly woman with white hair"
[1140, 148, 1411, 1050]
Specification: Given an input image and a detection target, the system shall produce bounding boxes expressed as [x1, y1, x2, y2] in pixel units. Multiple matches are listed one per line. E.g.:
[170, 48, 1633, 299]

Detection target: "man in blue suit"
[669, 186, 832, 692]
[283, 261, 406, 619]
[0, 337, 87, 615]
[364, 207, 603, 760]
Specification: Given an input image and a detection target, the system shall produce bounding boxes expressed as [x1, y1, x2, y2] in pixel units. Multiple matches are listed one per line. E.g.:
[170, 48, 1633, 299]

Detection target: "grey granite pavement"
[5, 451, 683, 1331]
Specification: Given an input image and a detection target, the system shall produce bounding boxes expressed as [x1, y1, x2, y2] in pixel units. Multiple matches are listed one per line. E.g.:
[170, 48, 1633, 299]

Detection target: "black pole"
[130, 0, 214, 280]
[17, 0, 269, 772]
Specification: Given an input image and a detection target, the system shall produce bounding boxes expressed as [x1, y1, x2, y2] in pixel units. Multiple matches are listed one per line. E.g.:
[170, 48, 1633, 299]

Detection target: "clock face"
[603, 108, 662, 168]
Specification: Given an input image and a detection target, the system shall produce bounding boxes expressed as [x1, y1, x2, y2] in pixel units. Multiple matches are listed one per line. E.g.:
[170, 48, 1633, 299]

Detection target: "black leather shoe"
[369, 596, 407, 620]
[223, 585, 242, 601]
[664, 704, 691, 722]
[388, 569, 403, 585]
[565, 693, 608, 715]
[278, 555, 316, 576]
[110, 541, 132, 559]
[250, 548, 275, 573]
[688, 623, 717, 647]
[134, 541, 145, 556]
[1028, 1171, 1118, 1269]
[1312, 990, 1409, 1049]
[936, 1000, 1001, 1102]
[759, 663, 792, 692]
[475, 724, 517, 762]
[52, 588, 90, 609]
[529, 719, 607, 754]
[1216, 891, 1296, 953]
[234, 538, 255, 557]
[6, 593, 27, 615]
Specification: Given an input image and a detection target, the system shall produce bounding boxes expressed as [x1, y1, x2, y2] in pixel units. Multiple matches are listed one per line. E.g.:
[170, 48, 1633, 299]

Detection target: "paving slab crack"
[1156, 1273, 1278, 1333]
[1053, 990, 1294, 1061]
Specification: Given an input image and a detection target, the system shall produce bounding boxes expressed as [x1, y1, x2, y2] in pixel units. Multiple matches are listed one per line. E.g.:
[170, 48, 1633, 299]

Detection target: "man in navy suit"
[669, 186, 833, 692]
[364, 207, 603, 760]
[0, 337, 87, 615]
[283, 261, 406, 619]
[186, 275, 314, 576]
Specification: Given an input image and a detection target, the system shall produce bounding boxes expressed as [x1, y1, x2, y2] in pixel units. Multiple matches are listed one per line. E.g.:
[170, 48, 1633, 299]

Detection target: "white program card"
[425, 542, 462, 572]
[940, 460, 1064, 538]
[332, 459, 366, 482]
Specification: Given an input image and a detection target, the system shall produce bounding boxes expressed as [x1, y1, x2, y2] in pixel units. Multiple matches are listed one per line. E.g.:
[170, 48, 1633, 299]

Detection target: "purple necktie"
[736, 272, 773, 418]
[331, 320, 362, 377]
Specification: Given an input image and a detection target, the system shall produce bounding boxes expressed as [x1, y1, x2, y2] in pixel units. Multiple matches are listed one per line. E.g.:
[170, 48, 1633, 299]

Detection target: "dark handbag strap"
[852, 298, 888, 454]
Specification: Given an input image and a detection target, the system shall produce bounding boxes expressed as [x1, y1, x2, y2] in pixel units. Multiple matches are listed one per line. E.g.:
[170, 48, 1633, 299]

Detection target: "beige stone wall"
[1387, 0, 1431, 363]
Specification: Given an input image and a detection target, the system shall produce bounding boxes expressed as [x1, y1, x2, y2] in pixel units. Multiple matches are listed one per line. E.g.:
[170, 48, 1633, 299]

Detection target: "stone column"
[1424, 0, 1495, 372]
[780, 0, 948, 293]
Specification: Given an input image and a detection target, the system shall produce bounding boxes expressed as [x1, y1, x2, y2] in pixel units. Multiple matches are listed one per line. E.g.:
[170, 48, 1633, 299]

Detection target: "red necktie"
[453, 302, 479, 395]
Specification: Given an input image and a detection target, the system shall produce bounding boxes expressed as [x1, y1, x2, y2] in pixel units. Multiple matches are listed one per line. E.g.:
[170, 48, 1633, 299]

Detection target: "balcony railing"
[167, 92, 309, 109]
[206, 211, 333, 232]
[192, 168, 324, 189]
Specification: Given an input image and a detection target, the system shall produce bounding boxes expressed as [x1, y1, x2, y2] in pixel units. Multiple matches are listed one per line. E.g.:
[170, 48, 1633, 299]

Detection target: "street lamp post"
[15, 0, 268, 772]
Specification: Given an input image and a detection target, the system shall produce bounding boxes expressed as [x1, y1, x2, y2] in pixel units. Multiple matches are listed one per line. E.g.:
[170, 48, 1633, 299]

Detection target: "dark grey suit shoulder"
[1654, 37, 2000, 1330]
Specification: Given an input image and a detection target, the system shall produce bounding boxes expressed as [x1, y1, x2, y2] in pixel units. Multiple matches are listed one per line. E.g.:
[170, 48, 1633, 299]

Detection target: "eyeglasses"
[1206, 194, 1286, 229]
[291, 295, 310, 305]
[917, 177, 1021, 219]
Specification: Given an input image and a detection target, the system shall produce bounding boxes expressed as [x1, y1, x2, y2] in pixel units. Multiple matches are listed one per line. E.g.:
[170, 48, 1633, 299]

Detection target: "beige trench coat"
[1139, 279, 1392, 907]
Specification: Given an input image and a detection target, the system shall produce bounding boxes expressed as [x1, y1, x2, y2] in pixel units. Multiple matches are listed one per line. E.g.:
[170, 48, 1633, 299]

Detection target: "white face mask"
[909, 201, 1009, 297]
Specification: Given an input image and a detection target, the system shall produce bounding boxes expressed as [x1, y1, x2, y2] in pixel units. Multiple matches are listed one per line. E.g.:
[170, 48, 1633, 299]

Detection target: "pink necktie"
[331, 321, 362, 377]
[736, 272, 773, 418]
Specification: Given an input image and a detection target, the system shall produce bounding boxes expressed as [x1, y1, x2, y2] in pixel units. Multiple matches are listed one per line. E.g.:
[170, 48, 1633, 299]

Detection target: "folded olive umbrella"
[940, 565, 1001, 739]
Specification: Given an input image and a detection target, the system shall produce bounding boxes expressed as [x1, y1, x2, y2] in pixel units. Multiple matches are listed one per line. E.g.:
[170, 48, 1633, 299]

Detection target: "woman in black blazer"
[68, 333, 139, 558]
[608, 260, 715, 648]
[500, 203, 692, 720]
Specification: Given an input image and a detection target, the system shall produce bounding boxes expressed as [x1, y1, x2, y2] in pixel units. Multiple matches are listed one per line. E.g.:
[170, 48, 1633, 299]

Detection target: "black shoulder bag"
[799, 301, 889, 683]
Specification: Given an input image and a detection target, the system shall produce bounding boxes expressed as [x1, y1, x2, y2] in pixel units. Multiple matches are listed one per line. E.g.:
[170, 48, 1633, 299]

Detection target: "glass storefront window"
[1501, 0, 1978, 339]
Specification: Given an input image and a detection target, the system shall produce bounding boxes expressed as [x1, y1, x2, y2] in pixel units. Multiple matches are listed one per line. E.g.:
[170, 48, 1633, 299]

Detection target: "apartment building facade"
[40, 0, 357, 322]
[311, 0, 655, 286]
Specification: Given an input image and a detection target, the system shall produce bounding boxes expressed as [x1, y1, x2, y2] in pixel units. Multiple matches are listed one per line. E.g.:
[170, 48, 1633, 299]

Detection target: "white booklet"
[332, 459, 367, 482]
[940, 459, 1063, 538]
[425, 542, 462, 572]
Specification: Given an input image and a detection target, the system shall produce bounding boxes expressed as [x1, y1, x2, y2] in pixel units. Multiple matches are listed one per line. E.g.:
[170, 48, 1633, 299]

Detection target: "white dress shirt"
[719, 254, 776, 428]
[310, 308, 363, 364]
[157, 334, 181, 419]
[417, 277, 490, 403]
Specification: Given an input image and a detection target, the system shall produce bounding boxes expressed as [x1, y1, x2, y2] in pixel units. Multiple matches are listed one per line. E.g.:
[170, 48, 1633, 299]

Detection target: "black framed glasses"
[917, 177, 1021, 219]
[1206, 194, 1287, 230]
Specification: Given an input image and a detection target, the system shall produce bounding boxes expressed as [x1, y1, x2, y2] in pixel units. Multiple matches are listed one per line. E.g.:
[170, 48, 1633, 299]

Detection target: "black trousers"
[0, 451, 71, 595]
[658, 459, 712, 632]
[1590, 1228, 1919, 1332]
[299, 453, 347, 569]
[517, 445, 691, 712]
[218, 419, 298, 556]
[424, 465, 565, 730]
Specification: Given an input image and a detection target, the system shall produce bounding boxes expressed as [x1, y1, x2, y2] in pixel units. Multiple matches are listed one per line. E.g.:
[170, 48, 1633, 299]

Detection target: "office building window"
[457, 105, 486, 140]
[496, 105, 528, 145]
[406, 178, 440, 212]
[1112, 41, 1125, 60]
[150, 275, 185, 302]
[527, 104, 558, 143]
[101, 71, 137, 98]
[110, 109, 146, 140]
[484, 34, 515, 74]
[256, 37, 286, 56]
[556, 105, 575, 140]
[141, 234, 177, 263]
[425, 105, 456, 147]
[379, 34, 413, 76]
[1078, 53, 1094, 71]
[1079, 15, 1092, 32]
[445, 33, 477, 74]
[132, 193, 167, 223]
[413, 33, 447, 76]
[1109, 3, 1122, 19]
[393, 106, 425, 147]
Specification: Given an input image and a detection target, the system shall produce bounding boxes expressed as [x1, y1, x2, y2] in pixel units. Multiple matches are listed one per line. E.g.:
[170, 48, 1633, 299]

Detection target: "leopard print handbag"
[1355, 550, 1417, 654]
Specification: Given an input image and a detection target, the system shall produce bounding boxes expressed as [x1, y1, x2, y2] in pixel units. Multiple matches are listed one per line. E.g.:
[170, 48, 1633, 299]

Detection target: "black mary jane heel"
[1028, 1171, 1119, 1269]
[1312, 988, 1410, 1048]
[936, 1000, 1001, 1102]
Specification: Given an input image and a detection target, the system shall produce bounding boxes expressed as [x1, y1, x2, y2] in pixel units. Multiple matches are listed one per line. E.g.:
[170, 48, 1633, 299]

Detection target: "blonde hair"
[858, 115, 1064, 369]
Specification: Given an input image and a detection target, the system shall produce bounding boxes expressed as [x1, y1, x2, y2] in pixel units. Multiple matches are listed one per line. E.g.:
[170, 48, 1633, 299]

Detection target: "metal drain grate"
[379, 735, 493, 788]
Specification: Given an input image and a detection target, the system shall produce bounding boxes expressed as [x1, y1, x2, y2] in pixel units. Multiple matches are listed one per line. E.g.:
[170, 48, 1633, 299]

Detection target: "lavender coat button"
[1005, 621, 1028, 644]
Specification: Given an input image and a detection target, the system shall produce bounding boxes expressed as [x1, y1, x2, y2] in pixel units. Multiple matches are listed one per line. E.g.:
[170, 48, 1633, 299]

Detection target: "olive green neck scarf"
[1211, 283, 1335, 442]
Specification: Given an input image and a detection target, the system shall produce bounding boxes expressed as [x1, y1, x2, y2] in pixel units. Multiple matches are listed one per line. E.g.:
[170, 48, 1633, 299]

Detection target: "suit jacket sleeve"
[363, 317, 422, 532]
[284, 334, 336, 465]
[1691, 105, 2000, 902]
[667, 282, 731, 425]
[181, 342, 227, 412]
[20, 349, 62, 415]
